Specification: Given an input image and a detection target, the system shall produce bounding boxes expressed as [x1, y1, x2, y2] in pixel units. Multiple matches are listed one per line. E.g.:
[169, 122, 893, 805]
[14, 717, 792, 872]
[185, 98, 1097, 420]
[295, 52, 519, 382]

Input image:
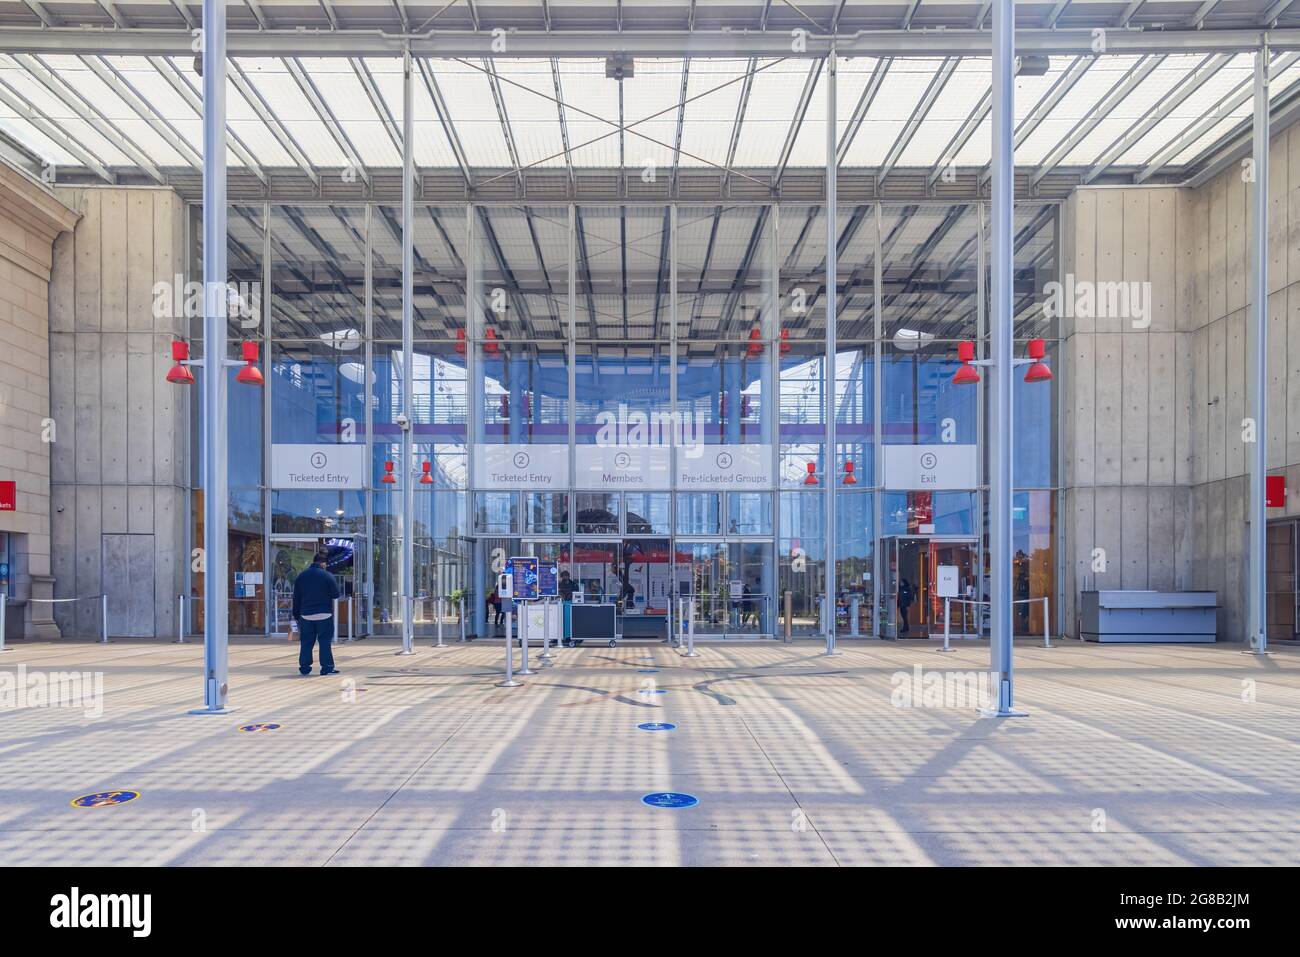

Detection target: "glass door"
[270, 536, 356, 636]
[482, 536, 520, 636]
[678, 541, 726, 636]
[929, 539, 978, 637]
[880, 536, 977, 639]
[728, 541, 774, 635]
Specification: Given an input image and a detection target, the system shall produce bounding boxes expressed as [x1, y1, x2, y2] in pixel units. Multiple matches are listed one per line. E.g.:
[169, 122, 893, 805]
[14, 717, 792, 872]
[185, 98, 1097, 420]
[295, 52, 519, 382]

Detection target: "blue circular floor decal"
[638, 688, 666, 695]
[238, 722, 282, 733]
[642, 791, 698, 809]
[638, 722, 676, 732]
[71, 790, 139, 809]
[637, 669, 659, 674]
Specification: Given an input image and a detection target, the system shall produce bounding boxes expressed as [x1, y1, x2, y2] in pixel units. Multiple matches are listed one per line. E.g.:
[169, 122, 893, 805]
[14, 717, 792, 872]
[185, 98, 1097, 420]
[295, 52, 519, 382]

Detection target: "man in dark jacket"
[897, 578, 915, 635]
[293, 551, 341, 675]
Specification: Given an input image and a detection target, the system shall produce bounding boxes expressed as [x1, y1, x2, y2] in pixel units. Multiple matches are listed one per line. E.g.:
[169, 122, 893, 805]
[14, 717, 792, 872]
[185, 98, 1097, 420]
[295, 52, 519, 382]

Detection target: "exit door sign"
[0, 481, 14, 511]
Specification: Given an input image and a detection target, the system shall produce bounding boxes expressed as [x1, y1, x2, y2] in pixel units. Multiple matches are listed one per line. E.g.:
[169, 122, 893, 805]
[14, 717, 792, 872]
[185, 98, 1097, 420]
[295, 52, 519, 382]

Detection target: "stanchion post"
[498, 608, 520, 687]
[100, 593, 109, 644]
[459, 597, 467, 642]
[683, 597, 698, 657]
[784, 590, 793, 643]
[518, 603, 534, 675]
[1042, 596, 1052, 648]
[540, 599, 554, 661]
[0, 590, 8, 652]
[176, 594, 186, 644]
[436, 597, 445, 648]
[683, 596, 699, 658]
[939, 597, 954, 653]
[396, 595, 415, 655]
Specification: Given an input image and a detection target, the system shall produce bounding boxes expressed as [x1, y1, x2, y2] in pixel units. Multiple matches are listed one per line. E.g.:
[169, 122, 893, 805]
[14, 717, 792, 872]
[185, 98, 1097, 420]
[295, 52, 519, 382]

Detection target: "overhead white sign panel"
[271, 444, 365, 489]
[473, 444, 569, 489]
[882, 444, 977, 490]
[677, 444, 773, 490]
[574, 445, 671, 489]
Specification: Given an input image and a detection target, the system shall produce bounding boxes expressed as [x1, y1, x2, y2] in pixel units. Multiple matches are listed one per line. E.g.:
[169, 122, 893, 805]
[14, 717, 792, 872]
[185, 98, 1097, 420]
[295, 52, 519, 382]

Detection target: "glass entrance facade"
[192, 201, 1061, 639]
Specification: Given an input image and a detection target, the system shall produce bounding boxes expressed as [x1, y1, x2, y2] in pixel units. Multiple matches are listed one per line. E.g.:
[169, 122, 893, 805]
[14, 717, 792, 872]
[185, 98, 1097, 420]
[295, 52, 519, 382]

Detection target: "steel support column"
[191, 0, 231, 714]
[399, 47, 416, 656]
[1248, 45, 1270, 655]
[988, 0, 1024, 715]
[824, 51, 839, 655]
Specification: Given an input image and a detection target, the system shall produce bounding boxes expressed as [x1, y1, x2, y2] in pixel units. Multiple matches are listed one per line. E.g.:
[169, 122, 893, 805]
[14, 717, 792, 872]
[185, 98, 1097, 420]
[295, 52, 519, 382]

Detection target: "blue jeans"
[298, 617, 335, 674]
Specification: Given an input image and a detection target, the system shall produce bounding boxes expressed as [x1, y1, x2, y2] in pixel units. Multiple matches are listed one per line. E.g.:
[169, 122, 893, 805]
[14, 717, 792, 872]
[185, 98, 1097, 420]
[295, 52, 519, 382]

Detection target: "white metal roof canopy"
[2, 3, 1300, 196]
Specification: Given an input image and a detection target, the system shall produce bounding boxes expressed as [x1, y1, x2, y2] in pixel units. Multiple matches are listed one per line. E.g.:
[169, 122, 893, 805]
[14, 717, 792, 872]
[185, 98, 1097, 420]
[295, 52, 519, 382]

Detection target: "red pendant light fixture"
[381, 460, 397, 485]
[420, 461, 433, 485]
[804, 461, 818, 485]
[454, 328, 467, 355]
[746, 326, 764, 358]
[952, 340, 980, 385]
[1023, 338, 1052, 382]
[842, 460, 857, 485]
[165, 340, 195, 385]
[484, 327, 500, 355]
[779, 328, 790, 357]
[235, 340, 263, 386]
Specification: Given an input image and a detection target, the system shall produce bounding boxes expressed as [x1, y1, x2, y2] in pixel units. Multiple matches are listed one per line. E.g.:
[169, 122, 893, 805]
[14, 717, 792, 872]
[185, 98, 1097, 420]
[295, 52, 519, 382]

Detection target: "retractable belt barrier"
[3, 593, 110, 646]
[937, 596, 1053, 652]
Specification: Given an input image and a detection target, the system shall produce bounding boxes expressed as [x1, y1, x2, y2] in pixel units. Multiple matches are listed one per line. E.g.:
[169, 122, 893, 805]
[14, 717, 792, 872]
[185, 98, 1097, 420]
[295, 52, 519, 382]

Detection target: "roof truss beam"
[2, 27, 1298, 58]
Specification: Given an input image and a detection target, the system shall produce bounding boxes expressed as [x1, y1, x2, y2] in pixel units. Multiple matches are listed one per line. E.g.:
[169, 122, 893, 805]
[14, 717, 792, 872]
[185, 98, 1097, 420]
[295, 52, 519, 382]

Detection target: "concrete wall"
[1061, 121, 1300, 641]
[0, 163, 78, 638]
[49, 186, 187, 639]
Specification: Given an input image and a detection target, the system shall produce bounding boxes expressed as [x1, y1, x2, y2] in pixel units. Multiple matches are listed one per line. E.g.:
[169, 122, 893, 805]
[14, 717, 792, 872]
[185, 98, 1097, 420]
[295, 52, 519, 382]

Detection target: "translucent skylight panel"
[732, 60, 819, 167]
[106, 56, 185, 113]
[838, 58, 941, 166]
[1163, 58, 1300, 166]
[227, 119, 296, 167]
[279, 122, 345, 166]
[557, 59, 623, 168]
[0, 116, 77, 166]
[361, 59, 458, 169]
[933, 55, 1066, 167]
[1116, 58, 1255, 167]
[236, 59, 316, 121]
[677, 58, 749, 168]
[618, 58, 686, 172]
[0, 67, 134, 165]
[431, 60, 510, 167]
[493, 59, 567, 168]
[897, 61, 990, 168]
[1014, 55, 1136, 162]
[0, 61, 79, 122]
[303, 59, 400, 165]
[108, 119, 191, 166]
[1057, 60, 1194, 165]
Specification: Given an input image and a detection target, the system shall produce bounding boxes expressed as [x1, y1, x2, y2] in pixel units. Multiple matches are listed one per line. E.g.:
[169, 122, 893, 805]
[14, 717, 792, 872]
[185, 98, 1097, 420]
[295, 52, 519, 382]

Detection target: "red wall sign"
[1267, 474, 1286, 508]
[0, 481, 14, 511]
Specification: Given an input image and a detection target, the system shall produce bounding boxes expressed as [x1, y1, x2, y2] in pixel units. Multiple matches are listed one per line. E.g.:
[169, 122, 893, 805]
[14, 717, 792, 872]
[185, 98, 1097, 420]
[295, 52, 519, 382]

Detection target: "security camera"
[395, 413, 411, 431]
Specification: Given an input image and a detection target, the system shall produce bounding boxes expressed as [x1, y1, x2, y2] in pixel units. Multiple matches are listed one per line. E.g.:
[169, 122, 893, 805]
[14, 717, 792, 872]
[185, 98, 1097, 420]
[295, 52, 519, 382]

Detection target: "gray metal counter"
[1080, 590, 1217, 643]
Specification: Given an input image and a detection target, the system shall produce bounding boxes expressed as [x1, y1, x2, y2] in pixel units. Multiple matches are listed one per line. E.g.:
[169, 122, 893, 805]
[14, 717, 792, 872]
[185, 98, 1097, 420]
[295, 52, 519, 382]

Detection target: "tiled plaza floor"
[1, 637, 1296, 866]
